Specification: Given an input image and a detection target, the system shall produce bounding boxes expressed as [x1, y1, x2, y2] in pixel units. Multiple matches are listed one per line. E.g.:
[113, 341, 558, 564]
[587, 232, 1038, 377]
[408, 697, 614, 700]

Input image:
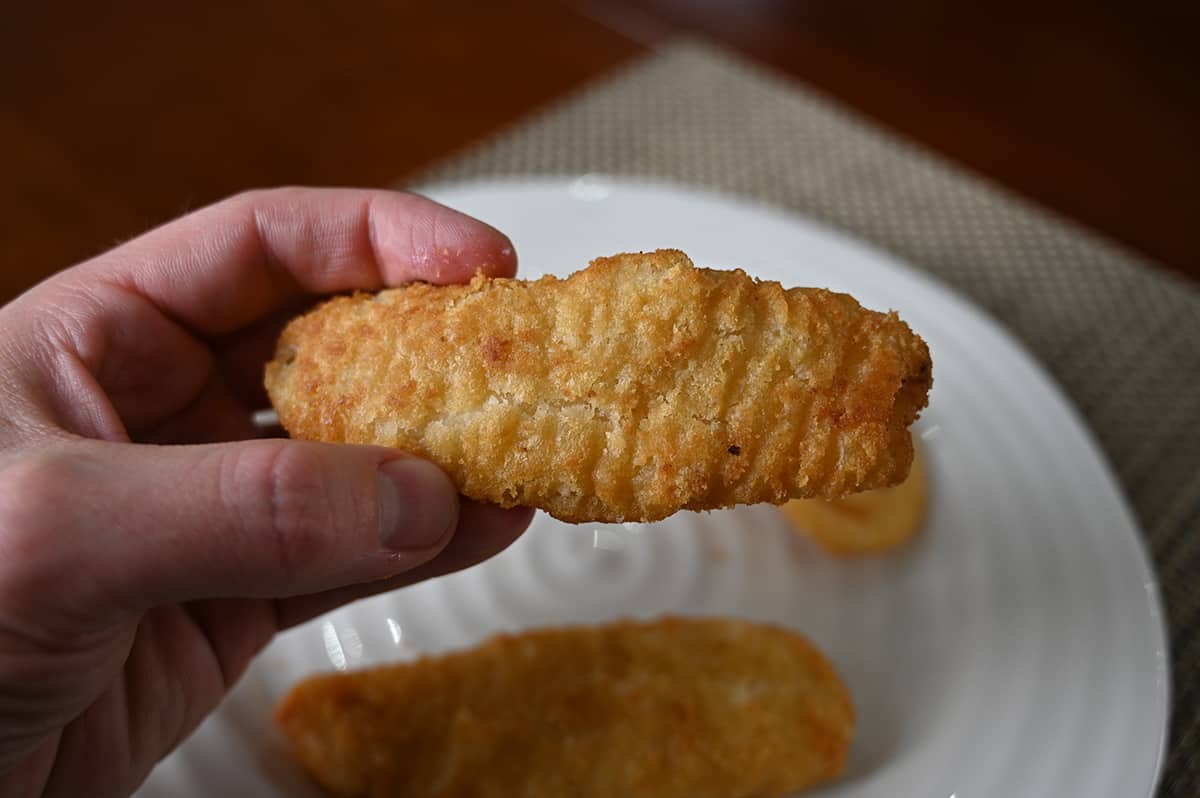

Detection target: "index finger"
[74, 187, 517, 337]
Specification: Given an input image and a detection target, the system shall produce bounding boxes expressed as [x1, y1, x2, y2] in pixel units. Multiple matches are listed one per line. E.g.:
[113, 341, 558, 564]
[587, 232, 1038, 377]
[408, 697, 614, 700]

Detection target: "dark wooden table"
[3, 1, 1197, 304]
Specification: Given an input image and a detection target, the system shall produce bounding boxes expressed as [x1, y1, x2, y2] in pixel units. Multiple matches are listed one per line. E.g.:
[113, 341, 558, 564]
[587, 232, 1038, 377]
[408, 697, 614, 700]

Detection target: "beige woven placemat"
[413, 39, 1199, 795]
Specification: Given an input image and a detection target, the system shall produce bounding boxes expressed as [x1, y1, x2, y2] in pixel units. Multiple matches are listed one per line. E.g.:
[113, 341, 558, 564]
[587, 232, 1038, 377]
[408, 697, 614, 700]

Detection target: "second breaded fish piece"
[265, 249, 931, 522]
[275, 617, 854, 798]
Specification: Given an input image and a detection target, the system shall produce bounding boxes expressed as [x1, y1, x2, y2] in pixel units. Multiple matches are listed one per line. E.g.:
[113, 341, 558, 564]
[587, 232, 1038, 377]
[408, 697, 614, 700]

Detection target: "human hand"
[0, 188, 534, 797]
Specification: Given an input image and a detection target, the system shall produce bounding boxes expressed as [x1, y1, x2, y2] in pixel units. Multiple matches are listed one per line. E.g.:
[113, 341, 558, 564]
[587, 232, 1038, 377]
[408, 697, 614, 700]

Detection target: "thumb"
[0, 438, 459, 625]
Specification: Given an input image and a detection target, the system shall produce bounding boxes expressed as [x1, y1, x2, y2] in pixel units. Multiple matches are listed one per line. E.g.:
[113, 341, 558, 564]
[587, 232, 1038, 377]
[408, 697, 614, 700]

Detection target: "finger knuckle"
[0, 452, 69, 542]
[230, 442, 341, 579]
[232, 186, 304, 217]
[230, 186, 277, 207]
[0, 449, 77, 591]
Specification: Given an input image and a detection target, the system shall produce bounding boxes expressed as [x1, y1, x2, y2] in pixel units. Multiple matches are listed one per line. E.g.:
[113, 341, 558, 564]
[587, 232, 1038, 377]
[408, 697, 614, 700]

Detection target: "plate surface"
[138, 177, 1168, 797]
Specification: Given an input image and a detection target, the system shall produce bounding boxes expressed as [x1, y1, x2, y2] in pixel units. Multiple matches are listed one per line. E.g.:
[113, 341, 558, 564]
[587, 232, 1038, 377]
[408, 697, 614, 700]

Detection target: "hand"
[0, 188, 534, 797]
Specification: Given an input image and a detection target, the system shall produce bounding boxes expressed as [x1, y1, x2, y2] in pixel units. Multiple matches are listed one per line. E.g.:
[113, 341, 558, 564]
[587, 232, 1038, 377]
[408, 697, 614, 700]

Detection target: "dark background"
[4, 0, 1197, 303]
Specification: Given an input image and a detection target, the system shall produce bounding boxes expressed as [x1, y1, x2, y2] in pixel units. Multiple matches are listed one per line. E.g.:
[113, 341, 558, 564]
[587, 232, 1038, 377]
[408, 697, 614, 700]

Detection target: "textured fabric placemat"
[411, 39, 1199, 795]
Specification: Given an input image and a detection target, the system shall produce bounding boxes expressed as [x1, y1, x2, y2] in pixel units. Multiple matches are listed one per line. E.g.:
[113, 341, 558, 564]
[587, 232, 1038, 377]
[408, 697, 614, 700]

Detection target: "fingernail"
[376, 459, 458, 551]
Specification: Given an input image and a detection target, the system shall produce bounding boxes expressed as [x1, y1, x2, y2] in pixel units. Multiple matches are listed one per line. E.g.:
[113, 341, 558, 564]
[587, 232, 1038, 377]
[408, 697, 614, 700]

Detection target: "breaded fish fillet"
[265, 249, 931, 522]
[275, 617, 854, 798]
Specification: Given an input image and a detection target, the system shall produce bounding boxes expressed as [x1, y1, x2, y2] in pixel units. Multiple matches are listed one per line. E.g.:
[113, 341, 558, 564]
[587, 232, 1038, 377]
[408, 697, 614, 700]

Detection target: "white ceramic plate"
[137, 177, 1169, 797]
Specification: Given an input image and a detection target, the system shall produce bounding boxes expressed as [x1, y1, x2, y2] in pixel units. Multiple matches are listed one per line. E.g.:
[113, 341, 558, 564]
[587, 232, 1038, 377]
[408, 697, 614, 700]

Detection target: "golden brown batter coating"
[265, 249, 931, 522]
[275, 617, 854, 798]
[782, 446, 929, 555]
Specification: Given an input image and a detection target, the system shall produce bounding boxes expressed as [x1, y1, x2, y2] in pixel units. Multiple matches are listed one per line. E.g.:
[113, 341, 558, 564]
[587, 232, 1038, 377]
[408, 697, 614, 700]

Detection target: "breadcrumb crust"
[265, 250, 931, 522]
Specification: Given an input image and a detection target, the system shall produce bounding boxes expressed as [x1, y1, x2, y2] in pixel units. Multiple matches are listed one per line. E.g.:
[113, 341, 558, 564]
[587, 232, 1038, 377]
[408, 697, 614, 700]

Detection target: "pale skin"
[0, 188, 534, 797]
